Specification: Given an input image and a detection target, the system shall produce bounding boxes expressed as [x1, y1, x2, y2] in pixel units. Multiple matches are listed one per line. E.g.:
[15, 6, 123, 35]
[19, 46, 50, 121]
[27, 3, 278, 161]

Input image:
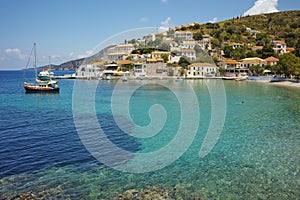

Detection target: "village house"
[225, 68, 249, 77]
[219, 59, 239, 69]
[180, 48, 196, 61]
[186, 63, 217, 78]
[114, 44, 135, 54]
[145, 58, 168, 77]
[151, 51, 171, 62]
[76, 63, 102, 78]
[174, 31, 193, 40]
[272, 40, 287, 54]
[264, 56, 279, 66]
[196, 35, 212, 50]
[133, 63, 147, 78]
[179, 40, 196, 49]
[229, 42, 243, 49]
[107, 52, 127, 62]
[117, 60, 134, 71]
[240, 57, 267, 68]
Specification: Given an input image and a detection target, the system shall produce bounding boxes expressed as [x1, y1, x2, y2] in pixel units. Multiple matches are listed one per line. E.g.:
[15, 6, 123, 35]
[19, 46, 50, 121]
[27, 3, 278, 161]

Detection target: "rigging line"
[23, 44, 35, 82]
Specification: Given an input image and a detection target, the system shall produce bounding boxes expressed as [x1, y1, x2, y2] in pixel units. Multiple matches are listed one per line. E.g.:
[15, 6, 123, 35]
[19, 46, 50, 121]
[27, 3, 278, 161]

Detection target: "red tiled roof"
[224, 59, 238, 64]
[273, 40, 286, 45]
[117, 60, 133, 65]
[265, 56, 279, 62]
[181, 49, 195, 53]
[286, 47, 295, 51]
[188, 62, 216, 67]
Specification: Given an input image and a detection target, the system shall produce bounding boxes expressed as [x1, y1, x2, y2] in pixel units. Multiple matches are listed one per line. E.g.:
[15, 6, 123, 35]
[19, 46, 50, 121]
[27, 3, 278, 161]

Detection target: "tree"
[261, 45, 277, 59]
[246, 50, 259, 58]
[277, 53, 300, 78]
[294, 39, 300, 57]
[193, 23, 201, 30]
[218, 68, 226, 76]
[178, 56, 191, 69]
[125, 56, 132, 61]
[249, 65, 264, 75]
[223, 45, 233, 58]
[193, 31, 203, 41]
[161, 53, 169, 63]
[256, 33, 271, 46]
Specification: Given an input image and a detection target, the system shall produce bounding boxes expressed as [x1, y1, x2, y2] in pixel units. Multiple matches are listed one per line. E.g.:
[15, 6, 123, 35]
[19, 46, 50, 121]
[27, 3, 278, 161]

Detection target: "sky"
[0, 0, 299, 70]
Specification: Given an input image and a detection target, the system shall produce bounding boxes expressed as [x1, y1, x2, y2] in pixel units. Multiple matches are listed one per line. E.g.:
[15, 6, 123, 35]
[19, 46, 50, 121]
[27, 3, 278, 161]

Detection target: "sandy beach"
[268, 81, 300, 88]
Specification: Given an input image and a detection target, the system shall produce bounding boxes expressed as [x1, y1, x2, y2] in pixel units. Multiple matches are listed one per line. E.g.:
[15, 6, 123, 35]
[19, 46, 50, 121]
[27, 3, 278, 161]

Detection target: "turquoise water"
[0, 71, 299, 199]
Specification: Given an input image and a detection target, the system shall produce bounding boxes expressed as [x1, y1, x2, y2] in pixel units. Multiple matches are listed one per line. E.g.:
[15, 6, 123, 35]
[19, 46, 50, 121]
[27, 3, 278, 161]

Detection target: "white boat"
[175, 77, 184, 82]
[235, 76, 248, 81]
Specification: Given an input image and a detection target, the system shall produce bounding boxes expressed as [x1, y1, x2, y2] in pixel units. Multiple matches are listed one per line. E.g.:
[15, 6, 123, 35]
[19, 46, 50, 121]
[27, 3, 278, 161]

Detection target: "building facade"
[186, 63, 217, 78]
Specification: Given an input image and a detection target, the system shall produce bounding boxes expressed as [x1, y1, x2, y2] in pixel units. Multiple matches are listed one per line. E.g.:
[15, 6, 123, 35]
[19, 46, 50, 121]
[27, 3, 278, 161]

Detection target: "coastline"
[248, 80, 300, 88]
[263, 81, 300, 88]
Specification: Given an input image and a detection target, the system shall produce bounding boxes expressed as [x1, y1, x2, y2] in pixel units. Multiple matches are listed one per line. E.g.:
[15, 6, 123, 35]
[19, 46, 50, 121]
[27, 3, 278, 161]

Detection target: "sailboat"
[24, 43, 59, 93]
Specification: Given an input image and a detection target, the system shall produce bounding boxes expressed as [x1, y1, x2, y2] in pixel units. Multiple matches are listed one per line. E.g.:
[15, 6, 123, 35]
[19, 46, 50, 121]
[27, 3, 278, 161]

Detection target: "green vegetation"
[274, 53, 300, 78]
[175, 10, 300, 54]
[178, 56, 191, 69]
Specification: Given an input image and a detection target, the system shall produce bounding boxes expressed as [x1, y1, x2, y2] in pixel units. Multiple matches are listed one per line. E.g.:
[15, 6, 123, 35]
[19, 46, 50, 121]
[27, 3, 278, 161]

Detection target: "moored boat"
[270, 75, 286, 82]
[24, 80, 59, 93]
[23, 43, 59, 93]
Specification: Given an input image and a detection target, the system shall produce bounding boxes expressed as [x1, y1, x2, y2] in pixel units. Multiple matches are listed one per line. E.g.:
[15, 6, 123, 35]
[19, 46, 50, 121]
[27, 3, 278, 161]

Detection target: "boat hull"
[24, 85, 59, 93]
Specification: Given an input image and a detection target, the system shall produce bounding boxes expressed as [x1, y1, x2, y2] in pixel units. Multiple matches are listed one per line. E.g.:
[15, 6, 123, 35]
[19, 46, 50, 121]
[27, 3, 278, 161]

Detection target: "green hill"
[177, 10, 300, 48]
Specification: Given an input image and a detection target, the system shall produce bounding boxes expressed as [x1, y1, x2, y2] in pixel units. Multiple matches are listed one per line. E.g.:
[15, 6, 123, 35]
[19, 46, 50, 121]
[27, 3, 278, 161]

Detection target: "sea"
[0, 70, 299, 199]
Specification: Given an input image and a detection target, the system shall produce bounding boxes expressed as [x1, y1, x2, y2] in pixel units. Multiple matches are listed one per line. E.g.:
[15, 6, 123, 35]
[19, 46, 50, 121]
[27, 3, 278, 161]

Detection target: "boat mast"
[34, 43, 37, 77]
[49, 56, 51, 70]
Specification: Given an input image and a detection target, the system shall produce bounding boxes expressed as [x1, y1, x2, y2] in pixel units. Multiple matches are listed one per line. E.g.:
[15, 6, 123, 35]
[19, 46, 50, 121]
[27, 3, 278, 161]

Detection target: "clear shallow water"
[0, 71, 299, 199]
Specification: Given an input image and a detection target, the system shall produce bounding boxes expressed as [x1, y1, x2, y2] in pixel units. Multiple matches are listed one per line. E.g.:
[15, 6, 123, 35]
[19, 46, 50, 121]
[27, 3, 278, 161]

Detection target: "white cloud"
[161, 17, 171, 27]
[244, 0, 279, 16]
[209, 17, 218, 23]
[78, 50, 93, 59]
[161, 0, 168, 3]
[140, 17, 149, 22]
[159, 17, 172, 32]
[4, 48, 26, 60]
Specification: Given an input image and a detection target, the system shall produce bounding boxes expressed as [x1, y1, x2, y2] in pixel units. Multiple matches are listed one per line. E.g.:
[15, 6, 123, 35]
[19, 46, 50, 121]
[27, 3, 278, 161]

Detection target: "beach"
[269, 81, 300, 88]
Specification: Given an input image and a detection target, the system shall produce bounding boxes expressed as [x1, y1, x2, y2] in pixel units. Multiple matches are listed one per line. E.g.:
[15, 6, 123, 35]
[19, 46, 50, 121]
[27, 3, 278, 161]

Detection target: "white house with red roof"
[272, 40, 287, 54]
[264, 56, 279, 66]
[186, 63, 217, 78]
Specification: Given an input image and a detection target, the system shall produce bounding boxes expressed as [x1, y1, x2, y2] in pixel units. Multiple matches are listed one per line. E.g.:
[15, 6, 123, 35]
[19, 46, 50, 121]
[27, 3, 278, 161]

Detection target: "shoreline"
[269, 81, 300, 88]
[248, 80, 300, 88]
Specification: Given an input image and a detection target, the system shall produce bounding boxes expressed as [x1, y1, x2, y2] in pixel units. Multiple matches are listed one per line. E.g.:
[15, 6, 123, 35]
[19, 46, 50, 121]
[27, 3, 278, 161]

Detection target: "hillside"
[178, 10, 300, 48]
[40, 10, 300, 71]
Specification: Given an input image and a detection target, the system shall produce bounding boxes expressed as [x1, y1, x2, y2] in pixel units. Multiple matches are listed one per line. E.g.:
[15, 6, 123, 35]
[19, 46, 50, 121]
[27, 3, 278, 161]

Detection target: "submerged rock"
[112, 185, 186, 200]
[113, 186, 171, 200]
